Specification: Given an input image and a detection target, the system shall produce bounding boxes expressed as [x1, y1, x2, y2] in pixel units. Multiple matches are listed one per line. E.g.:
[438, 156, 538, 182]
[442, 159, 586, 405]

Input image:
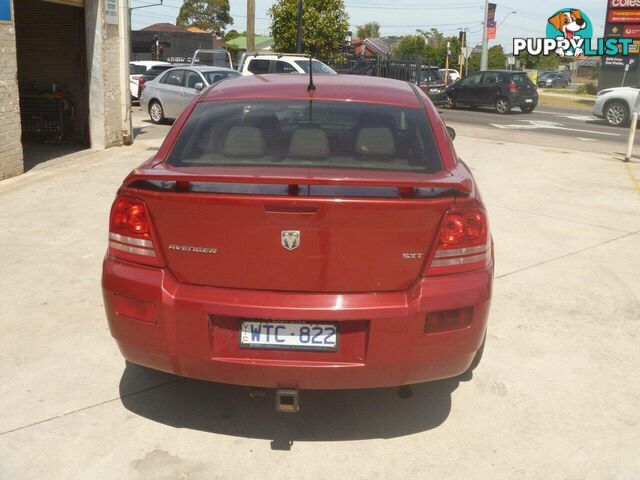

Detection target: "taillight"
[507, 82, 518, 93]
[108, 197, 160, 266]
[426, 207, 491, 276]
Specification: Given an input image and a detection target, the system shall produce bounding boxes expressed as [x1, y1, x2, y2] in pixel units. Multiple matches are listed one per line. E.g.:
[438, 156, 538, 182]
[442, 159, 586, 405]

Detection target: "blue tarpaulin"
[0, 0, 11, 22]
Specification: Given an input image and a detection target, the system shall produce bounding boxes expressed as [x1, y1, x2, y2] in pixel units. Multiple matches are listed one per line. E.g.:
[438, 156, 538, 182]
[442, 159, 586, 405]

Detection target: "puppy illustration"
[548, 9, 586, 56]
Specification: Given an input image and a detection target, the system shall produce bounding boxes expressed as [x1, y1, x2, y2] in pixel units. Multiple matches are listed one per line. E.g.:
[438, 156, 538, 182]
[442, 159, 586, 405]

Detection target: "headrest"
[223, 126, 265, 158]
[288, 127, 330, 159]
[355, 127, 396, 158]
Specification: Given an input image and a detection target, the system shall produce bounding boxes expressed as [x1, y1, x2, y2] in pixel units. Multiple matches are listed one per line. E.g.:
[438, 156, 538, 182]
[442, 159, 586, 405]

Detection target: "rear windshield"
[202, 71, 241, 84]
[130, 64, 147, 75]
[294, 60, 337, 74]
[511, 73, 534, 86]
[421, 69, 443, 83]
[167, 100, 443, 173]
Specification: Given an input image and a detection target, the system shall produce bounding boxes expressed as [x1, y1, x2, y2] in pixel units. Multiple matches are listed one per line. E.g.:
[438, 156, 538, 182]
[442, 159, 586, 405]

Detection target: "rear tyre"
[520, 105, 535, 113]
[149, 100, 165, 124]
[604, 101, 629, 127]
[495, 96, 511, 114]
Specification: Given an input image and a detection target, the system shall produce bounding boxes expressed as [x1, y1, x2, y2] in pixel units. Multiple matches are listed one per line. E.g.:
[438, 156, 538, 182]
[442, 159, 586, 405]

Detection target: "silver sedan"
[140, 66, 241, 124]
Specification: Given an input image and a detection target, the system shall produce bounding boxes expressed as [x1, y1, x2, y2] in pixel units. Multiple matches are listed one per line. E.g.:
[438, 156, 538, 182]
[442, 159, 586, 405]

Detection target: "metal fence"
[330, 54, 437, 85]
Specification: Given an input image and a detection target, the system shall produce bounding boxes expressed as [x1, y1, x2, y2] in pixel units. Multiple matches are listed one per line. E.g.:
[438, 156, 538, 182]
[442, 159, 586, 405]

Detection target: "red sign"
[623, 24, 640, 36]
[609, 9, 640, 22]
[610, 0, 640, 7]
[487, 20, 496, 39]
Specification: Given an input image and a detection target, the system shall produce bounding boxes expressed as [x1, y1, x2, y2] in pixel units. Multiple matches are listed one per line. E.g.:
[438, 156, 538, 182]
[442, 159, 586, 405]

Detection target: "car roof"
[202, 74, 422, 107]
[131, 60, 170, 67]
[189, 65, 237, 72]
[161, 65, 236, 73]
[244, 54, 313, 62]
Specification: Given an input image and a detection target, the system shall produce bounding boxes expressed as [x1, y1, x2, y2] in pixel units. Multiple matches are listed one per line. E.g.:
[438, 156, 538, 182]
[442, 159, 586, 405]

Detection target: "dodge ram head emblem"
[281, 231, 300, 251]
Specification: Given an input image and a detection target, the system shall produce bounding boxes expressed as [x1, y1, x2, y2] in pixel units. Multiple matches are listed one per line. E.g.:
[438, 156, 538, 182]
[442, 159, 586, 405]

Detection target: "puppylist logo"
[514, 8, 633, 57]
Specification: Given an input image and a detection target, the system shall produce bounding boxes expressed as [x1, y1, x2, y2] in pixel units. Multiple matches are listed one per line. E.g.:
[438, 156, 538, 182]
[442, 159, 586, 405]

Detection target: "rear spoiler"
[123, 171, 473, 195]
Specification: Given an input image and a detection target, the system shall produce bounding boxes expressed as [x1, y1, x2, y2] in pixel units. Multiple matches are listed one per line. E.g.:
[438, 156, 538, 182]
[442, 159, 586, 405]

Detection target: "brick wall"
[0, 21, 24, 180]
[103, 23, 123, 148]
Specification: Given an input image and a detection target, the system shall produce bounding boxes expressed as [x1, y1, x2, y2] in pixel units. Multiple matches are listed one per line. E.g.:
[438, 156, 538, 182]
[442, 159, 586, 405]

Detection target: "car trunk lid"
[126, 167, 469, 293]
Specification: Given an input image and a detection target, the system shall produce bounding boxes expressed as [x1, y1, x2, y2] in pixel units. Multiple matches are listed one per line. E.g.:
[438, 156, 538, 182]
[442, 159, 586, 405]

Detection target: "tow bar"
[275, 389, 300, 413]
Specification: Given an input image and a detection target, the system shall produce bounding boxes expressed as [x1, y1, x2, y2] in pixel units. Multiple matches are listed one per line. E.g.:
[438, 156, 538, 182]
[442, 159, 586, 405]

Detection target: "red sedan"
[102, 74, 493, 409]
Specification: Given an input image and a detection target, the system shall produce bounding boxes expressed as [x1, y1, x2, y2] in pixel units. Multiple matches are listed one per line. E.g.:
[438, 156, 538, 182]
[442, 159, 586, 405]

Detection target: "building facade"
[0, 0, 130, 180]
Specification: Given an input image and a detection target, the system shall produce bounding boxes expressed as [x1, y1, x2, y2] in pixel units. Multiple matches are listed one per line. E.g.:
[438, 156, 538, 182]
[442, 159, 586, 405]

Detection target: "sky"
[130, 0, 610, 53]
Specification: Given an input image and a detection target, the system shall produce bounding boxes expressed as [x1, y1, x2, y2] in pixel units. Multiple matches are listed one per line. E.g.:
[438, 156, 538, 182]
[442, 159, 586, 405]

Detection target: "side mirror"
[446, 126, 456, 141]
[194, 82, 204, 91]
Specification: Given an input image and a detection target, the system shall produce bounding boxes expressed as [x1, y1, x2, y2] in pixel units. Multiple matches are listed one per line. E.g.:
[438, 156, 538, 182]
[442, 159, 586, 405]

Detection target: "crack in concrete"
[496, 231, 639, 280]
[0, 378, 183, 437]
[487, 204, 637, 234]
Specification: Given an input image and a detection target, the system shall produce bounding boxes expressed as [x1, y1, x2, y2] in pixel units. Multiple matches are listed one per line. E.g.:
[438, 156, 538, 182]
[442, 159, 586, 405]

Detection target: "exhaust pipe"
[275, 389, 299, 413]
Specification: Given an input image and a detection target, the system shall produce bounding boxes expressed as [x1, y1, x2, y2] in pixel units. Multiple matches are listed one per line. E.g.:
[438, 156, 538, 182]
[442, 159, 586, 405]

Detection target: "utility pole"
[458, 29, 466, 77]
[296, 0, 303, 53]
[480, 0, 489, 71]
[444, 41, 450, 84]
[247, 0, 255, 52]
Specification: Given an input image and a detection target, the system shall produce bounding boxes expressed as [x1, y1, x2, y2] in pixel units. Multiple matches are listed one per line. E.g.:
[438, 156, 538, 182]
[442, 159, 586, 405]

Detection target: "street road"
[439, 104, 637, 155]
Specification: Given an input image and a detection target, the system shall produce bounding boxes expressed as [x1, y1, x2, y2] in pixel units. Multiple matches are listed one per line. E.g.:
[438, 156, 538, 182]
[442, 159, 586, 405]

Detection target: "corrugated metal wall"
[14, 0, 88, 143]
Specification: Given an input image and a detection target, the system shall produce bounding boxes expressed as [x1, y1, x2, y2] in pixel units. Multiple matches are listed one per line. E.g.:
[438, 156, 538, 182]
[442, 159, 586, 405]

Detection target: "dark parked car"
[418, 66, 448, 107]
[446, 70, 538, 114]
[537, 72, 571, 88]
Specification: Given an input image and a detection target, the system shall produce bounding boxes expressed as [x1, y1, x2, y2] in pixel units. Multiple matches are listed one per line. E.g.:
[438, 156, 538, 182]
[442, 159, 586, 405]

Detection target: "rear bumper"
[102, 257, 493, 390]
[510, 93, 538, 108]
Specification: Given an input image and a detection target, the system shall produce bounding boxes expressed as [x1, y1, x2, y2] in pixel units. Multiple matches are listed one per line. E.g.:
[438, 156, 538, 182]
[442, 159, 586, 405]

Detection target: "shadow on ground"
[22, 143, 88, 172]
[119, 362, 464, 448]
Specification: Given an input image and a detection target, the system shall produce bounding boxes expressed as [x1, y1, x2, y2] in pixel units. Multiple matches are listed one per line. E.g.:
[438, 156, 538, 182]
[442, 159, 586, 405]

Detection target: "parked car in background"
[237, 53, 337, 75]
[418, 66, 448, 106]
[537, 72, 571, 88]
[446, 70, 538, 114]
[190, 48, 234, 69]
[439, 68, 460, 83]
[593, 86, 640, 127]
[129, 61, 170, 101]
[140, 66, 240, 124]
[137, 64, 179, 99]
[102, 74, 493, 411]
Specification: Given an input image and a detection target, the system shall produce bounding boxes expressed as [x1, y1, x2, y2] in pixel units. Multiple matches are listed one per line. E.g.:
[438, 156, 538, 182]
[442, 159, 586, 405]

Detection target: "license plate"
[429, 88, 440, 93]
[525, 98, 533, 103]
[240, 321, 338, 351]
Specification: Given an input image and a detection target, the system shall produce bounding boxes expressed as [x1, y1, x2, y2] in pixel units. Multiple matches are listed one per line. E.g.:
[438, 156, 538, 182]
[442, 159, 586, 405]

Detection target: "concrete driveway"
[1, 125, 639, 479]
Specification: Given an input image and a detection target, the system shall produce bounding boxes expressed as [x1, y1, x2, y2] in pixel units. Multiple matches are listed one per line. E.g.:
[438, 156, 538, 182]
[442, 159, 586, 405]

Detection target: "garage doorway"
[14, 0, 90, 171]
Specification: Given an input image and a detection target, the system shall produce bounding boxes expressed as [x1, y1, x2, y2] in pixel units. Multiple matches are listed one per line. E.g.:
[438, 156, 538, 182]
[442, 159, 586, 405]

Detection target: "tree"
[516, 50, 560, 70]
[176, 0, 233, 34]
[467, 45, 507, 71]
[417, 28, 445, 49]
[393, 35, 426, 56]
[393, 31, 461, 68]
[356, 22, 380, 39]
[269, 0, 349, 61]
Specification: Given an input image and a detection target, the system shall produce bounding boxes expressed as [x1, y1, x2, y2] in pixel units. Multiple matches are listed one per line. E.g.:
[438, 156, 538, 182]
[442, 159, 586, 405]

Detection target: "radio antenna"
[307, 55, 315, 92]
